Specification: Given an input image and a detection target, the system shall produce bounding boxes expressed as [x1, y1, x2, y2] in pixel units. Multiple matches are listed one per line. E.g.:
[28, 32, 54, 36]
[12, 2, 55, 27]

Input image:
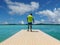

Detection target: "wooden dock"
[1, 30, 60, 45]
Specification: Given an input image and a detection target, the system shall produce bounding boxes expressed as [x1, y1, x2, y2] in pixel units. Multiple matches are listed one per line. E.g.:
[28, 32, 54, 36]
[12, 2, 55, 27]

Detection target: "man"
[27, 13, 34, 32]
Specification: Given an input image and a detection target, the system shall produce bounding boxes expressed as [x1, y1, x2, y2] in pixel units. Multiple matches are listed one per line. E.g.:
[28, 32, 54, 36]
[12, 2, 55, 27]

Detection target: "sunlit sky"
[0, 0, 60, 24]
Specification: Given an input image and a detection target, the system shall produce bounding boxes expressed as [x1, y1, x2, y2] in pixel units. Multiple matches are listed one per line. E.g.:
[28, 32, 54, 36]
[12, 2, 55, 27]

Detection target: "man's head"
[30, 13, 32, 15]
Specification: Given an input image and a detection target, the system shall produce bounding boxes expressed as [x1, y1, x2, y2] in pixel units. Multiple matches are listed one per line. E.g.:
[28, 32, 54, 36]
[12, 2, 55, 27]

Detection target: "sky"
[0, 0, 60, 24]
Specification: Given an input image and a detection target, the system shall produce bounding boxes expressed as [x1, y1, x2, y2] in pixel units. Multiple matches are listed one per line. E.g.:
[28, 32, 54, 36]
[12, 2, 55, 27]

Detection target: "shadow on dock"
[31, 31, 39, 32]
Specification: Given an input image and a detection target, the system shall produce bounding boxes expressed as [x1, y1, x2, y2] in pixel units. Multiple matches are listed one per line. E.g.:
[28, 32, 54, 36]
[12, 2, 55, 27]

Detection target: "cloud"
[34, 19, 45, 24]
[34, 20, 40, 24]
[19, 20, 24, 24]
[5, 0, 39, 15]
[36, 8, 60, 24]
[40, 19, 45, 23]
[36, 9, 56, 18]
[57, 19, 60, 24]
[2, 21, 8, 24]
[0, 6, 2, 8]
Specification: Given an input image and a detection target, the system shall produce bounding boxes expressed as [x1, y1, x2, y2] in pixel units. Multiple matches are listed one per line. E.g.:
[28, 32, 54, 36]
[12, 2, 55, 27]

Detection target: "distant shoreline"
[0, 24, 60, 25]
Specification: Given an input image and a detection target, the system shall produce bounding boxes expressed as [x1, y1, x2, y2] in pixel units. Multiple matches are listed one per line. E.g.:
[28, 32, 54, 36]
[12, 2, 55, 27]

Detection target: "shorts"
[28, 22, 32, 25]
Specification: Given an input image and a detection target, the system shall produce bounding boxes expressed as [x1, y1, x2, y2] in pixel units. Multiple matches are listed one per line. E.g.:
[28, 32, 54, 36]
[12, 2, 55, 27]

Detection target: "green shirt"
[27, 15, 33, 23]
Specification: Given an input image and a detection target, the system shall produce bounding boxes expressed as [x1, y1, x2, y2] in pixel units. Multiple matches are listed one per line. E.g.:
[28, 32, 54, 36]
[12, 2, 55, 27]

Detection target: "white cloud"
[36, 8, 60, 24]
[34, 19, 45, 24]
[2, 21, 8, 24]
[36, 10, 56, 18]
[40, 19, 45, 23]
[57, 19, 60, 24]
[5, 0, 39, 15]
[0, 6, 2, 8]
[34, 20, 40, 24]
[54, 8, 60, 16]
[36, 8, 60, 18]
[19, 20, 24, 24]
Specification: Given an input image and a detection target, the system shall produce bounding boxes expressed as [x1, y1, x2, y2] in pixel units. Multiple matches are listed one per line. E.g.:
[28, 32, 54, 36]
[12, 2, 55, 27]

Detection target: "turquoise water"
[0, 25, 60, 42]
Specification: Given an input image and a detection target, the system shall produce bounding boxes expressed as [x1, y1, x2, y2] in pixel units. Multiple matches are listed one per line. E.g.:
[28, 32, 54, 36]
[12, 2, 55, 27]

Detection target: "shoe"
[30, 30, 32, 32]
[27, 30, 29, 31]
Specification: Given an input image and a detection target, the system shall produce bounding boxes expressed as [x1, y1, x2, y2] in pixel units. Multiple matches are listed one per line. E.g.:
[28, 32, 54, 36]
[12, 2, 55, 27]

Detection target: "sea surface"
[0, 25, 60, 42]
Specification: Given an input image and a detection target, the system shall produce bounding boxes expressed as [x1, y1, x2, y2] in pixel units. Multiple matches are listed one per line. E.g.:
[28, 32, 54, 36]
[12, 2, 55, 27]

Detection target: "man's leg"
[30, 25, 32, 32]
[27, 24, 29, 31]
